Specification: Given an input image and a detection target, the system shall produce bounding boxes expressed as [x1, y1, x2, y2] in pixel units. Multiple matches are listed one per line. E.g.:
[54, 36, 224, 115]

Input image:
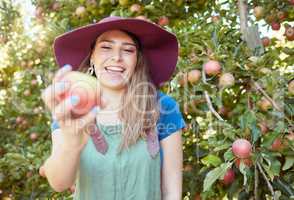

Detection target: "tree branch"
[201, 68, 224, 121]
[257, 162, 276, 200]
[254, 164, 259, 200]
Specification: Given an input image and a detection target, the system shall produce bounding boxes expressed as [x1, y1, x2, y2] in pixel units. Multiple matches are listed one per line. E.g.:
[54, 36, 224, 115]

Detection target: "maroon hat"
[53, 16, 179, 87]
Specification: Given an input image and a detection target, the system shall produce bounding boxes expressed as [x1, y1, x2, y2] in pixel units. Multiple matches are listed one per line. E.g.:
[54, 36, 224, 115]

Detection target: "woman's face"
[91, 30, 138, 90]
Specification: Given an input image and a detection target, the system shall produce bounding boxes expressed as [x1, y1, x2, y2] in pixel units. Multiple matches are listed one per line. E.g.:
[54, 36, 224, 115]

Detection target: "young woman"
[41, 16, 186, 200]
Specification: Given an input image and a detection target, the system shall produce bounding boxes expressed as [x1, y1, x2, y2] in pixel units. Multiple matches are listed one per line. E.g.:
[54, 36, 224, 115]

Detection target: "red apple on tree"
[261, 37, 270, 47]
[218, 72, 235, 88]
[130, 4, 142, 13]
[257, 97, 272, 112]
[75, 6, 86, 17]
[277, 11, 287, 21]
[30, 132, 38, 141]
[271, 22, 281, 31]
[232, 139, 252, 158]
[221, 168, 235, 186]
[187, 69, 201, 84]
[285, 27, 294, 41]
[271, 138, 283, 151]
[203, 60, 221, 76]
[253, 6, 264, 20]
[158, 16, 169, 26]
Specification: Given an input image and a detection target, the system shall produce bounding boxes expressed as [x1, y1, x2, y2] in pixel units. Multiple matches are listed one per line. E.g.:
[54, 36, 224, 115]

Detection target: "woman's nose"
[111, 49, 122, 62]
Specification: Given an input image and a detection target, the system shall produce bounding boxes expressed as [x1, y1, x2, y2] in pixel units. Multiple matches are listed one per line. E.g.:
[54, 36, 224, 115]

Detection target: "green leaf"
[261, 132, 280, 148]
[251, 124, 261, 143]
[201, 154, 222, 167]
[203, 162, 231, 192]
[282, 156, 294, 171]
[224, 149, 234, 162]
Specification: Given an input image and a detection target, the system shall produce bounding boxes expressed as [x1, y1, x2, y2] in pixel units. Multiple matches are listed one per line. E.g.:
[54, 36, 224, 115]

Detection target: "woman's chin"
[100, 79, 127, 90]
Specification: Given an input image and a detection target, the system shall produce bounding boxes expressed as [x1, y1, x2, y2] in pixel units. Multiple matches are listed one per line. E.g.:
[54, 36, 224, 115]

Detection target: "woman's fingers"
[74, 106, 99, 134]
[52, 95, 80, 122]
[53, 64, 72, 83]
[41, 81, 70, 110]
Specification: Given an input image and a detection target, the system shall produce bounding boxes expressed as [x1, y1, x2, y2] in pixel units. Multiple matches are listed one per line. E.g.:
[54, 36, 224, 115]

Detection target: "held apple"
[57, 71, 101, 118]
[232, 139, 252, 159]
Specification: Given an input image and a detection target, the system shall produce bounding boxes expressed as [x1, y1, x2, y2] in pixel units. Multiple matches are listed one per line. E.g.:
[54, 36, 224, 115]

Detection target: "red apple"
[35, 6, 44, 18]
[277, 11, 287, 21]
[253, 6, 264, 20]
[203, 60, 221, 76]
[178, 72, 188, 86]
[235, 158, 252, 168]
[183, 164, 193, 172]
[30, 133, 38, 141]
[221, 168, 235, 185]
[218, 73, 235, 88]
[26, 171, 33, 178]
[51, 1, 61, 11]
[130, 4, 142, 13]
[57, 71, 100, 117]
[288, 80, 294, 95]
[75, 6, 86, 17]
[271, 22, 281, 31]
[158, 16, 169, 26]
[39, 165, 46, 177]
[31, 79, 38, 86]
[194, 193, 201, 200]
[187, 69, 201, 84]
[257, 97, 272, 112]
[211, 15, 220, 23]
[285, 27, 294, 41]
[261, 37, 270, 47]
[232, 139, 252, 159]
[16, 116, 23, 124]
[258, 121, 269, 134]
[271, 138, 283, 151]
[23, 89, 31, 96]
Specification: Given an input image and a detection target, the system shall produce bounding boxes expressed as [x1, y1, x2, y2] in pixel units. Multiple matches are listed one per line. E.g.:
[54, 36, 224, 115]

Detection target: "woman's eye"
[124, 49, 134, 53]
[101, 46, 111, 49]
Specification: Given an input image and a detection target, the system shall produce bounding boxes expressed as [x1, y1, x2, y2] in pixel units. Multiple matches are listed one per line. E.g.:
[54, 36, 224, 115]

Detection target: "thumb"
[76, 106, 100, 134]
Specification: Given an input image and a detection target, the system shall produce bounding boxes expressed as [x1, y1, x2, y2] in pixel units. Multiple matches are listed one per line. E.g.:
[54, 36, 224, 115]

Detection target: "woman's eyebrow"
[99, 39, 136, 47]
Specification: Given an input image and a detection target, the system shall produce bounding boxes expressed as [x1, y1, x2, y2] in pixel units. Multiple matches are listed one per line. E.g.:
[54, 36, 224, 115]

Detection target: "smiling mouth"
[104, 66, 126, 73]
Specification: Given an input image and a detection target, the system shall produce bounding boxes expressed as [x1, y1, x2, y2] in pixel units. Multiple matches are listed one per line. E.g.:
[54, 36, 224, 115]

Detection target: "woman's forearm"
[43, 145, 81, 192]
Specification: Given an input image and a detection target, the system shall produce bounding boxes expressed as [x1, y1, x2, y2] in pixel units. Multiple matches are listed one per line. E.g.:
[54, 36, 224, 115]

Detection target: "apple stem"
[257, 162, 277, 200]
[201, 68, 224, 121]
[253, 81, 291, 123]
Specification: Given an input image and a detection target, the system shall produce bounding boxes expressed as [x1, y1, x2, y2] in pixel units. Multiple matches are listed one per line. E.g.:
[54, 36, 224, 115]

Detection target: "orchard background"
[0, 0, 293, 199]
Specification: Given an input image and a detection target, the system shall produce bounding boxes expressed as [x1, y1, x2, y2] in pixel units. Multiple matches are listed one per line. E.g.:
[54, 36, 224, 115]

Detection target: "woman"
[41, 16, 186, 200]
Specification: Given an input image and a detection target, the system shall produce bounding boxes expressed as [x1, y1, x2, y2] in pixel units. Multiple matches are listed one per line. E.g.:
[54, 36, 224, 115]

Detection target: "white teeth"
[105, 66, 125, 73]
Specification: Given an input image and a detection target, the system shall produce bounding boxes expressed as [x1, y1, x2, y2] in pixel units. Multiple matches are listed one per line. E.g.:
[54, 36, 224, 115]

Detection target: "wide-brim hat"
[53, 16, 179, 87]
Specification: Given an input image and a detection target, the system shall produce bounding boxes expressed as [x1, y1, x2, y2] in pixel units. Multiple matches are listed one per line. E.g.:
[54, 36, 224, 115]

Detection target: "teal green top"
[73, 123, 162, 200]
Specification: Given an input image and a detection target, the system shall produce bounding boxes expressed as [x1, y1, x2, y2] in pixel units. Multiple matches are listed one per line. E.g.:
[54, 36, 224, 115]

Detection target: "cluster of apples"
[253, 5, 294, 41]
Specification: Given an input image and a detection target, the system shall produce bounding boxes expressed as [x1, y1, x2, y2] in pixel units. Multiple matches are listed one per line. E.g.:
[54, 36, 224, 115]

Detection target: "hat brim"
[53, 18, 178, 87]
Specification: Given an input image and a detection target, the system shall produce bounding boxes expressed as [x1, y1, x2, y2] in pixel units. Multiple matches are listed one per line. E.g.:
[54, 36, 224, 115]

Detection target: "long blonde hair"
[78, 30, 160, 153]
